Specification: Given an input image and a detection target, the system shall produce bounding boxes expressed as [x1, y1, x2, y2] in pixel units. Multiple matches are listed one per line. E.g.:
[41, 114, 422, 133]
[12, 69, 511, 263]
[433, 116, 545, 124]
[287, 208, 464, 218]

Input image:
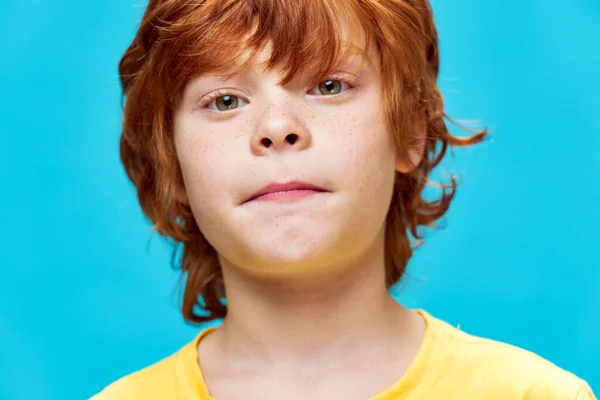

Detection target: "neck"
[212, 230, 415, 366]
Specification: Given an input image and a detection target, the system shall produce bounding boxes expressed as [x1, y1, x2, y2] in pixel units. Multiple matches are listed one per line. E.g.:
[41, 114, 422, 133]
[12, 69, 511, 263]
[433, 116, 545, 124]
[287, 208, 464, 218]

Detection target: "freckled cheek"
[328, 115, 395, 195]
[175, 126, 237, 217]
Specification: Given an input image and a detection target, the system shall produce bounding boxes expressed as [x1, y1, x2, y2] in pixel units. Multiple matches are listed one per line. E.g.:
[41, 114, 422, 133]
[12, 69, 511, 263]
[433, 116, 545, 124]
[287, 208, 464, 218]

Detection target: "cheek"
[307, 106, 396, 252]
[174, 123, 237, 230]
[328, 107, 397, 201]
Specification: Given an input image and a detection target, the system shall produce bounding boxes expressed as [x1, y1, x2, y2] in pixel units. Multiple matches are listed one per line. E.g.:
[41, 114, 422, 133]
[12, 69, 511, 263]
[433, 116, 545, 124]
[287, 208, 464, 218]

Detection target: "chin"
[244, 234, 334, 270]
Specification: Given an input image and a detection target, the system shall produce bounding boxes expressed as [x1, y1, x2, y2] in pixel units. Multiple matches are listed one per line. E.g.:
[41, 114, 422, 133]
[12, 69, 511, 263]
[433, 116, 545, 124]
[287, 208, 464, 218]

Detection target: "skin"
[173, 23, 427, 400]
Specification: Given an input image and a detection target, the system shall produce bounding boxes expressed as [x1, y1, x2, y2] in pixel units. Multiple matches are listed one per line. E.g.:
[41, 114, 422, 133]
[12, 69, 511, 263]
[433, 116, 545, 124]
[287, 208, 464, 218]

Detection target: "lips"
[245, 180, 328, 203]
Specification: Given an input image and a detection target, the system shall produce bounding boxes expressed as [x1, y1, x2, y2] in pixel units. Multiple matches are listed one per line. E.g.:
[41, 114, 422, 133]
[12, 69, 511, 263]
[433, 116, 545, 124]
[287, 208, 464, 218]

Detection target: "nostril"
[261, 138, 272, 147]
[286, 134, 298, 145]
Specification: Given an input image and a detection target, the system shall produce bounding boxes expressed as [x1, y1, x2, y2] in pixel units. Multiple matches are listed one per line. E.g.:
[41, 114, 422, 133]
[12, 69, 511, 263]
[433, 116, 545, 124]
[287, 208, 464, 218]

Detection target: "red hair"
[118, 0, 486, 323]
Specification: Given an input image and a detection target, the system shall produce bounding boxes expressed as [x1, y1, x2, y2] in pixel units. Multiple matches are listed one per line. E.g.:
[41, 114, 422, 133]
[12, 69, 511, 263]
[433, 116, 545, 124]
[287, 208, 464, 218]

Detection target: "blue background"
[1, 0, 598, 399]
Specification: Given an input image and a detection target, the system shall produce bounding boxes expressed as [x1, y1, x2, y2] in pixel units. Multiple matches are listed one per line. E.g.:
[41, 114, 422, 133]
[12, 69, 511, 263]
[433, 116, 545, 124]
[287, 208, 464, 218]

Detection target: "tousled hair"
[119, 0, 487, 323]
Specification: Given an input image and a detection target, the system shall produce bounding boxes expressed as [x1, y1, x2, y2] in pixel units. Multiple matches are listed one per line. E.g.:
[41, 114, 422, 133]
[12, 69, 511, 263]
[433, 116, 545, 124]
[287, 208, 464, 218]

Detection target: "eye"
[309, 79, 351, 96]
[203, 91, 248, 112]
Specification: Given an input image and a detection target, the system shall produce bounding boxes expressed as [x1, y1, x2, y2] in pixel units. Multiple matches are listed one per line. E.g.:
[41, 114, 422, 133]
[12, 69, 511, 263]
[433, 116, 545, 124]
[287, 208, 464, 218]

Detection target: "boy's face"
[173, 36, 419, 279]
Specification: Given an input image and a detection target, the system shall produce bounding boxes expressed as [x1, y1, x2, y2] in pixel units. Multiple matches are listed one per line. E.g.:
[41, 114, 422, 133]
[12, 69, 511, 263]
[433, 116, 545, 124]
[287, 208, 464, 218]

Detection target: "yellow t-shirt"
[91, 310, 595, 399]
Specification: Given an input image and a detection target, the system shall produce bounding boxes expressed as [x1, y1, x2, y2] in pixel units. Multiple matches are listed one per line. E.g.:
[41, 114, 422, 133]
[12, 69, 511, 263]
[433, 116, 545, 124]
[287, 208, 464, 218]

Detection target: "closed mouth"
[245, 180, 328, 203]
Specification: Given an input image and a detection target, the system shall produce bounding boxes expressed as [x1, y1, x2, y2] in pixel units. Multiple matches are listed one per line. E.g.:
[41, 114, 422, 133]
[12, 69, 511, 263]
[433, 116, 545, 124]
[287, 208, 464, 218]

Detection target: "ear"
[395, 111, 427, 173]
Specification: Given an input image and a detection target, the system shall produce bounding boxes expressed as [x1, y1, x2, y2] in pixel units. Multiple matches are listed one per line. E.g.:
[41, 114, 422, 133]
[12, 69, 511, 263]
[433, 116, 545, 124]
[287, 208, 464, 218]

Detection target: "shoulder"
[421, 311, 595, 399]
[89, 351, 181, 400]
[89, 333, 205, 400]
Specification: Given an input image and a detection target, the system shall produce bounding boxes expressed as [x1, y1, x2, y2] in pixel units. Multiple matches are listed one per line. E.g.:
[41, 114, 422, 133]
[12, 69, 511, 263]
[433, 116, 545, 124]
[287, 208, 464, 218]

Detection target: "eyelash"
[198, 76, 358, 111]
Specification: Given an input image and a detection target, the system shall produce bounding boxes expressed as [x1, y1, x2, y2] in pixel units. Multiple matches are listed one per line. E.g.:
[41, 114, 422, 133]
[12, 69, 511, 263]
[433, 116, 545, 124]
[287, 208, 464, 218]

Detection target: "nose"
[251, 99, 312, 155]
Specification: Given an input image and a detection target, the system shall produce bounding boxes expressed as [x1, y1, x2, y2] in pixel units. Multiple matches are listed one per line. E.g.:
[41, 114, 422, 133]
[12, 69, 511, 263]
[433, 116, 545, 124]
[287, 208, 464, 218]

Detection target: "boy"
[93, 0, 596, 399]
